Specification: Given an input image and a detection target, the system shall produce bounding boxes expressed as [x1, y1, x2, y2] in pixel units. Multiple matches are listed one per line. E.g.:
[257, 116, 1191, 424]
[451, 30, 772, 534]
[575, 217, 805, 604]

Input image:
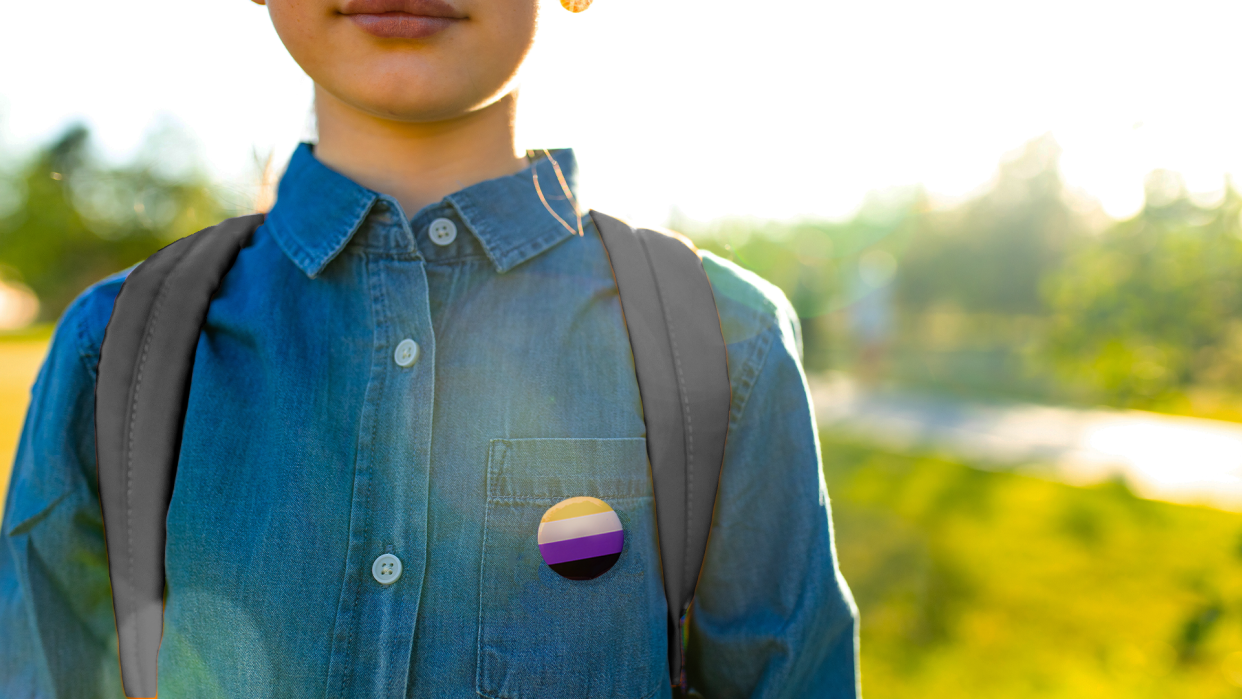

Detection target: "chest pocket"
[478, 438, 666, 699]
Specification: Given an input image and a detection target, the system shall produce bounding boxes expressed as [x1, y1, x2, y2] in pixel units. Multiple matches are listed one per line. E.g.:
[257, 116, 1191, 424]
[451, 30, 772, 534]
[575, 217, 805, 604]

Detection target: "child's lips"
[340, 0, 464, 39]
[347, 12, 458, 39]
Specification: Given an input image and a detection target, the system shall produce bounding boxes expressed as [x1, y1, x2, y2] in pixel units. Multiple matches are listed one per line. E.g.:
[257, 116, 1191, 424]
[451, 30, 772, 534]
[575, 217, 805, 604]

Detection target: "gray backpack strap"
[95, 213, 263, 698]
[589, 209, 732, 690]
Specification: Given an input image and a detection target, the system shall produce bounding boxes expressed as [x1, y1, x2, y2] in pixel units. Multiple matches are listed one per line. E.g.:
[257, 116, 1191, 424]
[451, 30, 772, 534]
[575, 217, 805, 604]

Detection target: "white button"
[428, 217, 458, 246]
[394, 339, 420, 367]
[372, 553, 402, 585]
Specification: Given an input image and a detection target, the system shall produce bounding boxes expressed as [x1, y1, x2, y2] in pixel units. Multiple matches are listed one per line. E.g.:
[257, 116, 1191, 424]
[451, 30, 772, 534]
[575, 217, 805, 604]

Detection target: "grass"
[824, 434, 1242, 697]
[4, 337, 1242, 696]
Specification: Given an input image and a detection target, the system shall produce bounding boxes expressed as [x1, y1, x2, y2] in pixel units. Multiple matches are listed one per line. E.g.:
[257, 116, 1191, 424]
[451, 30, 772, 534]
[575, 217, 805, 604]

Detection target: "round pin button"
[394, 339, 420, 367]
[372, 553, 402, 585]
[537, 497, 624, 580]
[428, 218, 458, 246]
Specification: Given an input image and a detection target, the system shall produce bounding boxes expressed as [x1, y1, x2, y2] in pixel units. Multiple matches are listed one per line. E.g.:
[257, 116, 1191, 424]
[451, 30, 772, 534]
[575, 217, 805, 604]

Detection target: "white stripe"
[537, 511, 623, 545]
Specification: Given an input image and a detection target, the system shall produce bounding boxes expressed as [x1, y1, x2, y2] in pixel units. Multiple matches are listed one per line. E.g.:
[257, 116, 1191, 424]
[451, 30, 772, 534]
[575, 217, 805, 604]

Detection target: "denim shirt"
[1, 143, 859, 698]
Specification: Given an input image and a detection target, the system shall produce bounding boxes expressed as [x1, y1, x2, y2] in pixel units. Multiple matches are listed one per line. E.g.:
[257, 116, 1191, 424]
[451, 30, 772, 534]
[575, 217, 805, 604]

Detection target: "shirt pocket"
[478, 438, 666, 699]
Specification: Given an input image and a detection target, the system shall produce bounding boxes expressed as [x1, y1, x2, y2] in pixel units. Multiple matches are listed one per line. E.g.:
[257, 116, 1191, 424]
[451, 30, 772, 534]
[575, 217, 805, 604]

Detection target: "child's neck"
[311, 86, 528, 219]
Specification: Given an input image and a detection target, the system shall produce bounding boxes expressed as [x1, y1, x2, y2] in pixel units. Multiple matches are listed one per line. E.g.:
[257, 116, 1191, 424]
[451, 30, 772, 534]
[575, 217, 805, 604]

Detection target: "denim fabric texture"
[1, 143, 860, 698]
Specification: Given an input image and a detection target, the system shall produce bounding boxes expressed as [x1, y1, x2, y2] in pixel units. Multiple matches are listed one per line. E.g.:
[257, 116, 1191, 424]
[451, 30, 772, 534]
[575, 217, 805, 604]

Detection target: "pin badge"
[538, 497, 624, 580]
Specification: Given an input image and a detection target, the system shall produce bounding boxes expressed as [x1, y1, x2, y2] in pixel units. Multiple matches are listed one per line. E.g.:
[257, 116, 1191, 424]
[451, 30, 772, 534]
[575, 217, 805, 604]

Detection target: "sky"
[1, 0, 1239, 226]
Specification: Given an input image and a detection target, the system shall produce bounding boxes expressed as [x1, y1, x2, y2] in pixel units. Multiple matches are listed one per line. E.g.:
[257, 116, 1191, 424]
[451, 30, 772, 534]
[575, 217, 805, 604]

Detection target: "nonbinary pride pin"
[537, 497, 624, 580]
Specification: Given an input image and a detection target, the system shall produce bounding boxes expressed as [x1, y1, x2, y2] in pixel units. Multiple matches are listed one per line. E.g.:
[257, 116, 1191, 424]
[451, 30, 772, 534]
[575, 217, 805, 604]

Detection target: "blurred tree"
[661, 135, 1242, 415]
[690, 134, 1085, 386]
[1042, 175, 1242, 409]
[896, 134, 1085, 316]
[0, 123, 229, 322]
[688, 193, 922, 372]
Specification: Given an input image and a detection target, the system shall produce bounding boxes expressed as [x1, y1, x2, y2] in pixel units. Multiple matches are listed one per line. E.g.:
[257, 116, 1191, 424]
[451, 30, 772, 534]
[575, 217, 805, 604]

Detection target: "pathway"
[809, 373, 1242, 512]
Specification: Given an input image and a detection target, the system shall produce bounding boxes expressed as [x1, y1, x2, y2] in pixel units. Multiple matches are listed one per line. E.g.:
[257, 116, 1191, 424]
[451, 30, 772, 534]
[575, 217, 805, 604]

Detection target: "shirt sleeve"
[1, 290, 127, 698]
[685, 312, 860, 698]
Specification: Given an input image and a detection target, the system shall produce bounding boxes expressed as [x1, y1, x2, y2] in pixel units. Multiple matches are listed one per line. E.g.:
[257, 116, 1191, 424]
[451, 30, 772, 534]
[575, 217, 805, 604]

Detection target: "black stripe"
[549, 553, 621, 581]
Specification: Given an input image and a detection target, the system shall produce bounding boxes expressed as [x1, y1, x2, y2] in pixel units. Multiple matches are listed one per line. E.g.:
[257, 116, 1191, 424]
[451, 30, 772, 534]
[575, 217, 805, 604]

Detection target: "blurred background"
[4, 0, 1242, 696]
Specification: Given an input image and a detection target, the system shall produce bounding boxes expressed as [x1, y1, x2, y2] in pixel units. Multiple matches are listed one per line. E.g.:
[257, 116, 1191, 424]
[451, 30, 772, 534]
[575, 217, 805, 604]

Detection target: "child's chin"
[322, 68, 515, 123]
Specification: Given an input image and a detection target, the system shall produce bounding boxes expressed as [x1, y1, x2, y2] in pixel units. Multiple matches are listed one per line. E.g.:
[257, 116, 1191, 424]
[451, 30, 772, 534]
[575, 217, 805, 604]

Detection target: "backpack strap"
[589, 210, 732, 691]
[95, 213, 264, 698]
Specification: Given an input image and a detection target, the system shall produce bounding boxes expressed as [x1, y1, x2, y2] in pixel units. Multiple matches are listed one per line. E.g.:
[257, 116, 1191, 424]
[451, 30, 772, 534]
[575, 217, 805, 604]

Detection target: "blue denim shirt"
[1, 143, 859, 698]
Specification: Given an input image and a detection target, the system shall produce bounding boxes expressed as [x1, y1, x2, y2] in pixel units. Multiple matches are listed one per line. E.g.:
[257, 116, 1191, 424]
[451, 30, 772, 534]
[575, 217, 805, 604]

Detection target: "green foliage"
[823, 432, 1242, 698]
[685, 134, 1242, 418]
[0, 123, 232, 321]
[1042, 179, 1242, 411]
[897, 135, 1083, 316]
[689, 194, 922, 372]
[688, 134, 1096, 399]
[695, 221, 848, 318]
[692, 134, 1081, 319]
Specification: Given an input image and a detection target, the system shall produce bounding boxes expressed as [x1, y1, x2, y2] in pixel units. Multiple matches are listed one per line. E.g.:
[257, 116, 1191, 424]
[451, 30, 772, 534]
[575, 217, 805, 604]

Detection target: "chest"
[156, 241, 667, 698]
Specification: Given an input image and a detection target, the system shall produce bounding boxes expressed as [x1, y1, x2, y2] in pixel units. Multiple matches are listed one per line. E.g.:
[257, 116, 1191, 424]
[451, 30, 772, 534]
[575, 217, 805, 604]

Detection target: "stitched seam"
[123, 271, 177, 624]
[729, 325, 778, 431]
[264, 214, 319, 276]
[484, 494, 651, 502]
[326, 253, 381, 695]
[447, 194, 576, 273]
[73, 294, 102, 380]
[315, 195, 379, 277]
[267, 194, 377, 277]
[477, 443, 663, 699]
[420, 253, 492, 265]
[637, 232, 697, 593]
[446, 196, 505, 272]
[476, 441, 503, 697]
[494, 225, 576, 271]
[345, 253, 387, 689]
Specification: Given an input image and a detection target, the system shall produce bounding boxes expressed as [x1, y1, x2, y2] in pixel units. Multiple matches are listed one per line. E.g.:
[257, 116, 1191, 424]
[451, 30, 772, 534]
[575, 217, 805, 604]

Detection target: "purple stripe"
[539, 530, 625, 565]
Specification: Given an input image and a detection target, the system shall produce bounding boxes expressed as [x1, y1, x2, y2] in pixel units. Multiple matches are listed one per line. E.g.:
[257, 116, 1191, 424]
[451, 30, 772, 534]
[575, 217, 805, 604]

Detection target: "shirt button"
[394, 338, 420, 367]
[428, 217, 458, 246]
[372, 553, 402, 585]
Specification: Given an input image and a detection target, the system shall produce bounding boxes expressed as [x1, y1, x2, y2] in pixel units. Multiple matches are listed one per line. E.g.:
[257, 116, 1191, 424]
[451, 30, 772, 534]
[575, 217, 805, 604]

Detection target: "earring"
[561, 0, 591, 12]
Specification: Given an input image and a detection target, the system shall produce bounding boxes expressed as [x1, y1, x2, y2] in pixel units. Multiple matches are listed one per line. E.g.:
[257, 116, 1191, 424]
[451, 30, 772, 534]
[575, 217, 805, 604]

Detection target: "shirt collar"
[264, 142, 583, 278]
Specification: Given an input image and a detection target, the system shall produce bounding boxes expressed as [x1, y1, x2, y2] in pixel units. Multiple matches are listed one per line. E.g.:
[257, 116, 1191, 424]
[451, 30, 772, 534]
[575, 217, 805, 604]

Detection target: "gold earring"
[561, 0, 592, 12]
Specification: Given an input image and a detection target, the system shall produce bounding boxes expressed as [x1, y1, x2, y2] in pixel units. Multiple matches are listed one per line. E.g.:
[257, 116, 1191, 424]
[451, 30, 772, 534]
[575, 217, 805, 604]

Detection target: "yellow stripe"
[541, 496, 613, 523]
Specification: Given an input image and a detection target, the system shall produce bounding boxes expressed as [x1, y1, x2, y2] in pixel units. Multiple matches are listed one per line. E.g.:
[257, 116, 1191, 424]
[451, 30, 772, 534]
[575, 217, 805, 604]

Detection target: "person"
[0, 0, 860, 696]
